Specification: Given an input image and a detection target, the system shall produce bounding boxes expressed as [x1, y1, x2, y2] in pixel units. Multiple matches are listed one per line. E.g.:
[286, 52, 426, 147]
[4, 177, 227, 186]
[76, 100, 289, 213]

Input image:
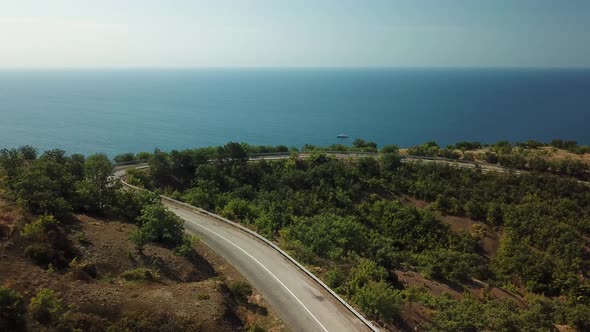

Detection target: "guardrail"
[120, 177, 381, 332]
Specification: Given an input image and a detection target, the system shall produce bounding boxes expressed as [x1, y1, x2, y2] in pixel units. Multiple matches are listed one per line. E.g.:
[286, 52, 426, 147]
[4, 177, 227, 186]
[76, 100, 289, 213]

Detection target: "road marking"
[175, 212, 330, 332]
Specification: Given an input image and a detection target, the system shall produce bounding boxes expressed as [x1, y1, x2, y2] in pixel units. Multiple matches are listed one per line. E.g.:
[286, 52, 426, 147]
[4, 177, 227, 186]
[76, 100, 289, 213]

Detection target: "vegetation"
[2, 140, 590, 331]
[226, 281, 253, 305]
[28, 288, 63, 325]
[120, 268, 161, 282]
[123, 140, 590, 330]
[0, 145, 274, 331]
[0, 285, 26, 330]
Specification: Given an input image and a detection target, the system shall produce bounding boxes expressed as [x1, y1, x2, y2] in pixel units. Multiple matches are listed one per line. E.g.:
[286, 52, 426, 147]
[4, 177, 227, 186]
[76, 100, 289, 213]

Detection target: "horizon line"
[1, 65, 590, 71]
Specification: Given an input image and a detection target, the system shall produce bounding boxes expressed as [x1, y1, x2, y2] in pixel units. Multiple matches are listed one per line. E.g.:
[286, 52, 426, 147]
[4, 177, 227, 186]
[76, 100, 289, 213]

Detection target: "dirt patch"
[437, 214, 502, 258]
[397, 195, 502, 258]
[399, 195, 430, 209]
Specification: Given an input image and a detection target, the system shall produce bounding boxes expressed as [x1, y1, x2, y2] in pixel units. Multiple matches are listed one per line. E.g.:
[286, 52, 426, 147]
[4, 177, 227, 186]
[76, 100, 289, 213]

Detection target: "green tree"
[29, 288, 62, 325]
[352, 281, 402, 324]
[129, 227, 148, 255]
[76, 153, 115, 212]
[13, 158, 73, 216]
[224, 142, 248, 161]
[113, 152, 136, 163]
[381, 152, 401, 172]
[138, 204, 185, 246]
[0, 285, 26, 331]
[381, 144, 399, 153]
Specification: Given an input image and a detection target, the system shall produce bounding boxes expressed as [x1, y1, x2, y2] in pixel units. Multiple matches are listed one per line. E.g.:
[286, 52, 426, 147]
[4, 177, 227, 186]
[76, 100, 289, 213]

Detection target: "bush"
[0, 285, 26, 330]
[20, 214, 58, 241]
[120, 268, 160, 282]
[175, 235, 200, 258]
[325, 268, 346, 289]
[113, 152, 136, 163]
[381, 144, 399, 153]
[24, 243, 54, 266]
[29, 288, 63, 325]
[128, 227, 148, 255]
[227, 281, 252, 304]
[352, 281, 402, 324]
[413, 249, 483, 283]
[429, 295, 486, 331]
[56, 311, 110, 332]
[138, 204, 185, 246]
[69, 257, 97, 280]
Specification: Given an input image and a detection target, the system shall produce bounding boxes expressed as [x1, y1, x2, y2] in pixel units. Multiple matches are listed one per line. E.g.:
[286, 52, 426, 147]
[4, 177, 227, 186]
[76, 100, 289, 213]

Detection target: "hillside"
[0, 148, 284, 332]
[122, 141, 590, 331]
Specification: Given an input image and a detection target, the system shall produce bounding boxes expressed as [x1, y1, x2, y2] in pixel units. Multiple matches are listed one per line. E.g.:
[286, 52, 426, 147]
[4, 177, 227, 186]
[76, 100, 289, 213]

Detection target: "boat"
[336, 134, 349, 138]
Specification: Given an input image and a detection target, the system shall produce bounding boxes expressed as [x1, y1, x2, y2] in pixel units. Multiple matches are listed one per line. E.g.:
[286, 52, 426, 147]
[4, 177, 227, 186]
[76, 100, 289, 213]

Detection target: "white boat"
[336, 134, 349, 138]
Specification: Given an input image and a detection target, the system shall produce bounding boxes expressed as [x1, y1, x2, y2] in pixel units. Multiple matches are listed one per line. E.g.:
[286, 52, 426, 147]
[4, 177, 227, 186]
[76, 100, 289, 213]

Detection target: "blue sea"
[0, 68, 589, 157]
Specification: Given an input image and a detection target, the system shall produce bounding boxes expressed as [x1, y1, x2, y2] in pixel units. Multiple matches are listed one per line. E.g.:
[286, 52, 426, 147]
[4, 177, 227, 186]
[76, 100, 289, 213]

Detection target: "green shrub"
[0, 285, 26, 330]
[24, 243, 54, 266]
[227, 281, 252, 304]
[20, 214, 58, 241]
[175, 235, 199, 258]
[137, 203, 184, 246]
[325, 268, 346, 289]
[412, 249, 483, 283]
[429, 295, 486, 331]
[128, 227, 148, 255]
[352, 281, 402, 324]
[56, 311, 110, 332]
[69, 257, 97, 280]
[29, 288, 62, 325]
[120, 268, 160, 282]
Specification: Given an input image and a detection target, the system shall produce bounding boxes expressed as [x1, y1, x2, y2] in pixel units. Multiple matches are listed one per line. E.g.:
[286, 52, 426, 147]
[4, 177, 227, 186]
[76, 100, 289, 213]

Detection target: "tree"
[138, 204, 185, 246]
[381, 144, 399, 153]
[0, 148, 26, 190]
[353, 138, 377, 151]
[149, 148, 171, 186]
[113, 152, 136, 163]
[0, 285, 25, 331]
[224, 142, 248, 161]
[382, 152, 401, 172]
[13, 159, 73, 216]
[29, 288, 62, 325]
[352, 281, 402, 324]
[76, 153, 115, 211]
[129, 227, 148, 255]
[114, 190, 160, 222]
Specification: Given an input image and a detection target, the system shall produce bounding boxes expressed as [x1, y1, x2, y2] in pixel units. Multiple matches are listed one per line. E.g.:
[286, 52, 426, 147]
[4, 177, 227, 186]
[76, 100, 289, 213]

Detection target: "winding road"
[114, 166, 375, 332]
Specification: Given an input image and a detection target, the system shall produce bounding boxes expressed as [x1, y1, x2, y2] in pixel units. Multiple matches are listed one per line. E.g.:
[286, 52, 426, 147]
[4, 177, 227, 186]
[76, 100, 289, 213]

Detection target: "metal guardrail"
[120, 177, 381, 332]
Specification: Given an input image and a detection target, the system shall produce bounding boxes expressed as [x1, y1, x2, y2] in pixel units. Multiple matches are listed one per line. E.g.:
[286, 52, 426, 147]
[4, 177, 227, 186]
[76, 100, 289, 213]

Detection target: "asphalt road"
[165, 202, 371, 332]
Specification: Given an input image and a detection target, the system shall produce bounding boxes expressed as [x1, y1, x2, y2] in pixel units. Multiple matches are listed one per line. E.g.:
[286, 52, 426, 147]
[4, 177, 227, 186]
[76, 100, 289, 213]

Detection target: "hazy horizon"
[2, 0, 590, 69]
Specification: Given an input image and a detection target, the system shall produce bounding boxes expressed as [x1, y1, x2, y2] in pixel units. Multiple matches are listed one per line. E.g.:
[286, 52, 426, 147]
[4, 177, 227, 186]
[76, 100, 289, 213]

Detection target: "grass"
[120, 268, 160, 282]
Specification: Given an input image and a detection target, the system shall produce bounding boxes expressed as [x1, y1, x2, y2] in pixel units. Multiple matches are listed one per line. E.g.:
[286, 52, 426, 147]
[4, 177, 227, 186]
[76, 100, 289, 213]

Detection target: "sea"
[0, 68, 589, 157]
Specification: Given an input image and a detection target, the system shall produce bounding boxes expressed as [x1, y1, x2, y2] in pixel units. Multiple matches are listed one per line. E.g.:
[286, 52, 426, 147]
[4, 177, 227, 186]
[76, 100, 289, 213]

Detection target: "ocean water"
[0, 68, 589, 157]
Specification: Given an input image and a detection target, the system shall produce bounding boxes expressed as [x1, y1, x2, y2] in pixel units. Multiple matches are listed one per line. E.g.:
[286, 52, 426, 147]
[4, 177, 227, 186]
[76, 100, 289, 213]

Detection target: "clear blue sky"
[1, 0, 589, 68]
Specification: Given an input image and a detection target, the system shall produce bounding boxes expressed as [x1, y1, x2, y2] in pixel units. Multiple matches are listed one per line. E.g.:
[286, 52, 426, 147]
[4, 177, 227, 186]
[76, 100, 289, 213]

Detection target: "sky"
[1, 0, 589, 68]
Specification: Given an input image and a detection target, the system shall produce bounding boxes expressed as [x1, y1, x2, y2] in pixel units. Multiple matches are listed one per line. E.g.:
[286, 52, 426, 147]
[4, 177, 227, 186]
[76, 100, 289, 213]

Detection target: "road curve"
[114, 168, 374, 332]
[168, 202, 371, 332]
